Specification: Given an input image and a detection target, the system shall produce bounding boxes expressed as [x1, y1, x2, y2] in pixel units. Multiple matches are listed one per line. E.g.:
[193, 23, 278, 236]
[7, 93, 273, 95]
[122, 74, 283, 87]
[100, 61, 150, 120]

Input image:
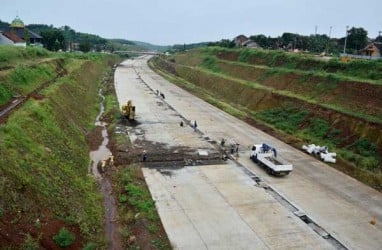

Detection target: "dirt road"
[114, 57, 382, 249]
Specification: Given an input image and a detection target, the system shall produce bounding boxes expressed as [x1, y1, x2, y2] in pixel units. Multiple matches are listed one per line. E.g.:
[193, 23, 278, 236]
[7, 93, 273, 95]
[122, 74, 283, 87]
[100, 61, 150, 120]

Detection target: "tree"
[40, 29, 65, 51]
[24, 29, 30, 46]
[249, 35, 272, 48]
[79, 39, 91, 52]
[375, 35, 382, 43]
[347, 27, 368, 52]
[207, 39, 231, 48]
[307, 34, 329, 53]
[280, 33, 298, 49]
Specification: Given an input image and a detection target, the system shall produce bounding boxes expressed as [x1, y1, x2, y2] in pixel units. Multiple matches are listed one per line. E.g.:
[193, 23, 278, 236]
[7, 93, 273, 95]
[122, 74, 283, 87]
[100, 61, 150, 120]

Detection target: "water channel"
[89, 87, 121, 249]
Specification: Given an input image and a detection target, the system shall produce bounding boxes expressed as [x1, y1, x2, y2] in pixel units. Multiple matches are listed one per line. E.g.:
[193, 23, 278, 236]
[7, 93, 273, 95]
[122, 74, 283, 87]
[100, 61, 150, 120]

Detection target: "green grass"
[0, 59, 61, 105]
[0, 46, 50, 68]
[256, 106, 309, 134]
[112, 165, 170, 249]
[200, 55, 220, 72]
[255, 106, 380, 170]
[0, 54, 120, 248]
[119, 167, 158, 221]
[8, 63, 56, 92]
[204, 47, 382, 81]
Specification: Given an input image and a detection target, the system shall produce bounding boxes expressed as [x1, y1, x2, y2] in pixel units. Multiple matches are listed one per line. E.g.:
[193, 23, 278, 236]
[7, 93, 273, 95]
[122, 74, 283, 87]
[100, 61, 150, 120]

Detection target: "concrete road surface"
[114, 57, 382, 249]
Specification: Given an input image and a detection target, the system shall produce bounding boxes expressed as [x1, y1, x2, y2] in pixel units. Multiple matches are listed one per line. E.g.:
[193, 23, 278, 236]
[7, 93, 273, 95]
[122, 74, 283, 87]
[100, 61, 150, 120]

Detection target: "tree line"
[209, 27, 380, 55]
[27, 24, 119, 52]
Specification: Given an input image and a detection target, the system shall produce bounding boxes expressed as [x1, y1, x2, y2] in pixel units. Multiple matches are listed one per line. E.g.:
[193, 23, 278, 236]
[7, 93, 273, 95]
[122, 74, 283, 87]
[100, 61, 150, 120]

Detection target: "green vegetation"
[0, 46, 120, 248]
[205, 47, 382, 81]
[208, 27, 369, 55]
[0, 46, 49, 68]
[112, 165, 170, 249]
[53, 228, 75, 248]
[257, 107, 379, 171]
[256, 107, 309, 134]
[8, 63, 56, 92]
[201, 55, 220, 72]
[22, 234, 40, 250]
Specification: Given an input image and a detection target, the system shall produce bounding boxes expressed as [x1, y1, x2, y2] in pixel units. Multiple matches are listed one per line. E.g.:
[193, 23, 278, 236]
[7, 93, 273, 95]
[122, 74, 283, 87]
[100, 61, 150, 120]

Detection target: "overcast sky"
[1, 0, 381, 45]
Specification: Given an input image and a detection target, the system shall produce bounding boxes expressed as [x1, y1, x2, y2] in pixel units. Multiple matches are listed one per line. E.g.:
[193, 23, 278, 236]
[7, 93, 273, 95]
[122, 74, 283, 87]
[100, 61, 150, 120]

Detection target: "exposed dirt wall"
[156, 57, 382, 152]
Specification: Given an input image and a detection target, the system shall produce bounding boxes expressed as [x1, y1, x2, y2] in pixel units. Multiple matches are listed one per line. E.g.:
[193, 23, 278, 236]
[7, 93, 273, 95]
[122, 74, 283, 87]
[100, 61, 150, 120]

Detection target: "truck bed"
[257, 154, 293, 174]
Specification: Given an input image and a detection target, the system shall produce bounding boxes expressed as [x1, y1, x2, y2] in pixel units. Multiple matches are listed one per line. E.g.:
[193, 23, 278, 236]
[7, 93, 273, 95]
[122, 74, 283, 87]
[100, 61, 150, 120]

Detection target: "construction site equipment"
[250, 143, 293, 176]
[302, 144, 336, 163]
[121, 100, 136, 120]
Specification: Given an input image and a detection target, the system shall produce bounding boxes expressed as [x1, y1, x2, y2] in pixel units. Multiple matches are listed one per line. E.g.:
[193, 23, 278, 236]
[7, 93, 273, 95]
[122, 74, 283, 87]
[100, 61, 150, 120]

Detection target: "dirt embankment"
[0, 55, 120, 249]
[216, 60, 382, 119]
[159, 54, 382, 149]
[151, 54, 382, 189]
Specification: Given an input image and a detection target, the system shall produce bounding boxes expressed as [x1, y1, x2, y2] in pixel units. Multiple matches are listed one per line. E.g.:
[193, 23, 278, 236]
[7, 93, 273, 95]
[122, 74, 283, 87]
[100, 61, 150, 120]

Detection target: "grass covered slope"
[150, 48, 382, 189]
[0, 46, 120, 248]
[0, 46, 50, 69]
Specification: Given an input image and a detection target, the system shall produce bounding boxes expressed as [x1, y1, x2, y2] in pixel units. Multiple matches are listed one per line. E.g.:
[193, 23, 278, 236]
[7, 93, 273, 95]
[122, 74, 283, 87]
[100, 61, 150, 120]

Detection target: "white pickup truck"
[250, 143, 293, 176]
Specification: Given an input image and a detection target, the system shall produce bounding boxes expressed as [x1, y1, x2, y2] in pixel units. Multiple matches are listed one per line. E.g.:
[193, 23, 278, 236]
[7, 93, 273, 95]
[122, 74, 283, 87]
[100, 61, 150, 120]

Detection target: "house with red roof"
[0, 16, 42, 47]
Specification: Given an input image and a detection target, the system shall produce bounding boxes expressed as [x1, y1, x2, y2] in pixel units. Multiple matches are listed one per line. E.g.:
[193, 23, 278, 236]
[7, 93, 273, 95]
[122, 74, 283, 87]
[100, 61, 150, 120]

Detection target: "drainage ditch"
[89, 85, 122, 250]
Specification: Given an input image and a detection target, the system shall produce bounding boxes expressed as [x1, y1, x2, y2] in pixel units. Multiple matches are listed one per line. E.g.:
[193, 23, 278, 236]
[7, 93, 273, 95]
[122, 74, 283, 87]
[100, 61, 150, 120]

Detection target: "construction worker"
[109, 153, 114, 167]
[143, 150, 147, 162]
[101, 159, 107, 173]
[193, 120, 197, 131]
[220, 138, 226, 147]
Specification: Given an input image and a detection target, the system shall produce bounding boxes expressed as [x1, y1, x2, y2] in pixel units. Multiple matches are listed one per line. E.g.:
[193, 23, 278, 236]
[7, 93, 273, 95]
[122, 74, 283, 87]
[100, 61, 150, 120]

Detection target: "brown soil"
[216, 60, 382, 119]
[86, 126, 104, 151]
[0, 210, 83, 249]
[165, 59, 382, 149]
[30, 92, 46, 100]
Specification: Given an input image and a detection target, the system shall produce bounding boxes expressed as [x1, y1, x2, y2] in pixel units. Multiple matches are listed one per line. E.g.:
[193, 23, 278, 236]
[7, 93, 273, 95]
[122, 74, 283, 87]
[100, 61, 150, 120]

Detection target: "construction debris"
[302, 144, 336, 163]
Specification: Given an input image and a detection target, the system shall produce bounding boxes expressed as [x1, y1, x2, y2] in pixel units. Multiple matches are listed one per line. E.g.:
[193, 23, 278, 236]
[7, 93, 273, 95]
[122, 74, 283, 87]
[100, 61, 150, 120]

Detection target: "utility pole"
[343, 25, 349, 54]
[325, 26, 332, 54]
[315, 25, 318, 36]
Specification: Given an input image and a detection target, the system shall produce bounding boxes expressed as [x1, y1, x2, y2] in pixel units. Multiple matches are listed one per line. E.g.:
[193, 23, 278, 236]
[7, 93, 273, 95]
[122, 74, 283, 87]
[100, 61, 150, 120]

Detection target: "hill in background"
[0, 19, 169, 52]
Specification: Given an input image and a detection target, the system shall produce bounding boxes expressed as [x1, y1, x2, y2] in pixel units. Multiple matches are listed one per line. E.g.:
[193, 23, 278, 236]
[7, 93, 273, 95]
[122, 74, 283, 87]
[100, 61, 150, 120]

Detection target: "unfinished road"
[114, 57, 382, 249]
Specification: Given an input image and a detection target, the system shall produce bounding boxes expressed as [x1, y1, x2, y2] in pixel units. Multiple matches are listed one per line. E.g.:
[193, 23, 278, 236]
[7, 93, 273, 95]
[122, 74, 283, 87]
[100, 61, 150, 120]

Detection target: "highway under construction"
[114, 56, 382, 249]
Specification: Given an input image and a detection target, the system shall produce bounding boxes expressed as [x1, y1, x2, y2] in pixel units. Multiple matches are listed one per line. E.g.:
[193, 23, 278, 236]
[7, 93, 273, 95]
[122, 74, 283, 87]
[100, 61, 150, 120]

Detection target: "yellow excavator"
[121, 100, 136, 120]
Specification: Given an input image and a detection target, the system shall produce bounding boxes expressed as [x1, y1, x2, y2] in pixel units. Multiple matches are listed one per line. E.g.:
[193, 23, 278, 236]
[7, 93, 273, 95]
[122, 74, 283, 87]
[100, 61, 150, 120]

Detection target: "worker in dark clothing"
[143, 152, 147, 162]
[193, 120, 197, 131]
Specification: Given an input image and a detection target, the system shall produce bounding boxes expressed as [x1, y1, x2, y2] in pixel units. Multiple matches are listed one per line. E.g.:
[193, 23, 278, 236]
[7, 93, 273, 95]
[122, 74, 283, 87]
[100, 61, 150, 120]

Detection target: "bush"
[53, 228, 75, 248]
[348, 138, 378, 157]
[256, 106, 309, 134]
[360, 157, 380, 171]
[201, 56, 220, 72]
[238, 49, 252, 63]
[310, 118, 329, 138]
[83, 242, 97, 250]
[119, 194, 128, 203]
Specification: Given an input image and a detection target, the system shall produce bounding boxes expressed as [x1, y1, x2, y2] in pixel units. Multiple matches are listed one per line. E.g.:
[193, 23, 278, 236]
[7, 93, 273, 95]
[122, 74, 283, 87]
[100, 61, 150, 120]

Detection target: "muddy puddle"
[89, 88, 121, 249]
